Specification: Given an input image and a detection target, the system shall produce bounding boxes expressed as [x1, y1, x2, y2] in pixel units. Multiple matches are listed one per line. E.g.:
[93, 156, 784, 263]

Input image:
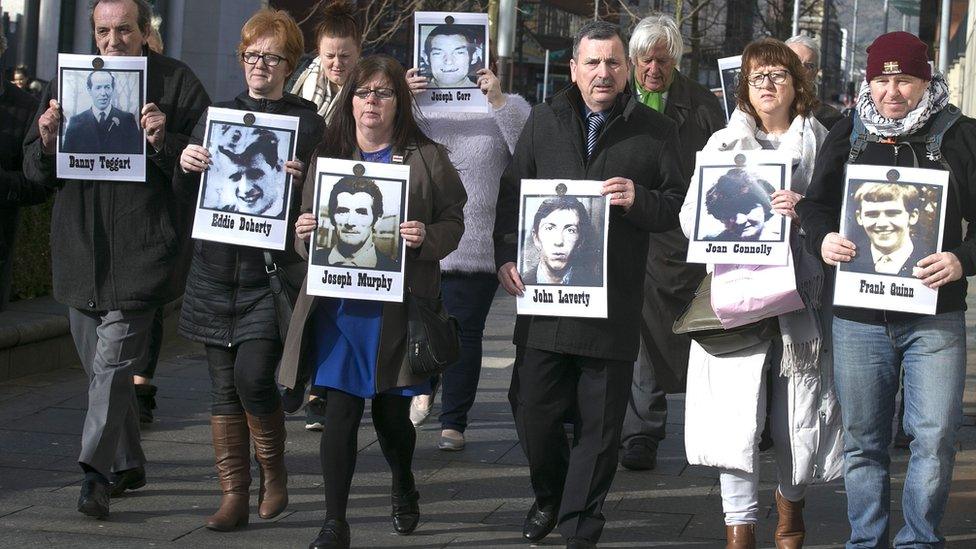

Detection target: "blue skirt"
[311, 298, 429, 398]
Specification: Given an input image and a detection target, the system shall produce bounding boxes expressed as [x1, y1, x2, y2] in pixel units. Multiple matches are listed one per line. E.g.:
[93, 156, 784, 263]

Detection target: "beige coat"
[277, 141, 466, 393]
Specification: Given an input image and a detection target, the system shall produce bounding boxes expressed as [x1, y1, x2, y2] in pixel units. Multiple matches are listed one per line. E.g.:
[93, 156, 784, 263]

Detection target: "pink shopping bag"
[710, 254, 804, 329]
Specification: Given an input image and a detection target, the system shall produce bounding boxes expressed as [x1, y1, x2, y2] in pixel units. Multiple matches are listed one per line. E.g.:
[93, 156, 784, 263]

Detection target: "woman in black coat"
[175, 9, 324, 532]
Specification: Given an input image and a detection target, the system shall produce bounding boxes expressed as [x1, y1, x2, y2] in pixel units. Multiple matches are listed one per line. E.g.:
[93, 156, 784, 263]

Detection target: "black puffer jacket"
[177, 92, 324, 347]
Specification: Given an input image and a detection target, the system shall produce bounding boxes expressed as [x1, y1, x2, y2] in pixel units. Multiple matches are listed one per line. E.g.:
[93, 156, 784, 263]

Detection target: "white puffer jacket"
[680, 109, 844, 485]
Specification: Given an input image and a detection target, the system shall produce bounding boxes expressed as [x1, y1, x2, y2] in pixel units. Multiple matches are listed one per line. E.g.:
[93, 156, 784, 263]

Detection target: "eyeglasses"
[353, 87, 396, 100]
[242, 51, 285, 67]
[801, 62, 818, 72]
[746, 70, 790, 87]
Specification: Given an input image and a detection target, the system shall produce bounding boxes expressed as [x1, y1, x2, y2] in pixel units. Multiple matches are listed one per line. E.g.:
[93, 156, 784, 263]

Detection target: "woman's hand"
[38, 100, 61, 154]
[180, 144, 211, 173]
[400, 220, 426, 248]
[820, 232, 856, 266]
[406, 68, 428, 97]
[771, 189, 803, 219]
[284, 159, 305, 182]
[295, 212, 317, 241]
[476, 68, 505, 109]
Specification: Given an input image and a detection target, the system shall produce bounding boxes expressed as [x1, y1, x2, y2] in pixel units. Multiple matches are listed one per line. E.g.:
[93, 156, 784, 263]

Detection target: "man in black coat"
[0, 30, 46, 310]
[620, 13, 725, 472]
[22, 0, 209, 520]
[61, 70, 143, 154]
[493, 20, 686, 548]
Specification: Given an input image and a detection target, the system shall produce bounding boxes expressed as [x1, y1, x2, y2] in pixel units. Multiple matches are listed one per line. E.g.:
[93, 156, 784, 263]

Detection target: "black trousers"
[509, 346, 633, 543]
[319, 389, 416, 521]
[133, 307, 164, 379]
[205, 339, 282, 416]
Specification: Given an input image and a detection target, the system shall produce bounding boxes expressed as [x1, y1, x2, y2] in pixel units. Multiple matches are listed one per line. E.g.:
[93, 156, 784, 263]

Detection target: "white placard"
[306, 158, 410, 303]
[717, 55, 742, 122]
[413, 11, 490, 113]
[516, 179, 609, 318]
[833, 164, 949, 315]
[57, 53, 146, 182]
[190, 107, 299, 250]
[686, 150, 792, 266]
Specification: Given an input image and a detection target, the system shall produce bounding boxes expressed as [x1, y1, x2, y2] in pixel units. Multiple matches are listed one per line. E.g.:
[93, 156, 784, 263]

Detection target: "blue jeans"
[833, 312, 966, 548]
[438, 272, 499, 432]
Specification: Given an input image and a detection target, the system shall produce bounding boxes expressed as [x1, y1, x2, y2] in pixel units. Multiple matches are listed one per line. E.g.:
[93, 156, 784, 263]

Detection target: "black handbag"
[406, 291, 461, 377]
[672, 273, 779, 356]
[263, 251, 301, 342]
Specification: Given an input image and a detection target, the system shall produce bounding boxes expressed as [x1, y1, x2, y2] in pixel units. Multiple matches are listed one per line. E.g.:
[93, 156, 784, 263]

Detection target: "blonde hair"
[237, 8, 305, 74]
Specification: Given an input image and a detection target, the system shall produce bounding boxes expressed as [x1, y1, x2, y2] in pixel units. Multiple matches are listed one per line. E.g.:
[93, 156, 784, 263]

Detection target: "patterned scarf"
[855, 73, 950, 137]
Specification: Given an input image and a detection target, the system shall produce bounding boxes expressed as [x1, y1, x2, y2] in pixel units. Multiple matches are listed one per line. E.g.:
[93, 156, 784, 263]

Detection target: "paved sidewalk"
[0, 292, 974, 548]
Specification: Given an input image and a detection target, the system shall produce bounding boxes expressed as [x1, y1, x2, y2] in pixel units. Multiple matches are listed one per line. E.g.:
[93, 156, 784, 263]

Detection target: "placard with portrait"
[686, 150, 792, 266]
[413, 11, 490, 113]
[516, 180, 609, 318]
[717, 55, 741, 122]
[190, 107, 299, 250]
[56, 53, 146, 182]
[834, 165, 948, 315]
[306, 158, 409, 303]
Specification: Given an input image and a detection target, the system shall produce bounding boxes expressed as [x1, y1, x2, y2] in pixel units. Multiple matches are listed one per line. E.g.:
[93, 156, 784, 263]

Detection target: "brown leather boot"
[246, 407, 288, 519]
[206, 415, 251, 531]
[774, 489, 805, 548]
[726, 523, 756, 549]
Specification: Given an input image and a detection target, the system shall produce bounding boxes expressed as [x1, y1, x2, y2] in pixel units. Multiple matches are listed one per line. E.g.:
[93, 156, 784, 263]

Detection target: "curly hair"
[735, 37, 820, 123]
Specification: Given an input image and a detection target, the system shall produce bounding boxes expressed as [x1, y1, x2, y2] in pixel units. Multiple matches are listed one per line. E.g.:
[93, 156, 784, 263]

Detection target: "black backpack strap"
[848, 111, 877, 163]
[924, 104, 962, 163]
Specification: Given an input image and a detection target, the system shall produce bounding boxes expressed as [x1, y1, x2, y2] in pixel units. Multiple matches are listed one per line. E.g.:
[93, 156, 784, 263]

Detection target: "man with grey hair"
[620, 12, 724, 472]
[786, 34, 843, 129]
[495, 19, 686, 549]
[0, 26, 44, 311]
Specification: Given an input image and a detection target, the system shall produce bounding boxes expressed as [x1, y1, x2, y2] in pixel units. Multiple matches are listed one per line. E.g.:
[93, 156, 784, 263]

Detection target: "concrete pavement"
[0, 291, 974, 547]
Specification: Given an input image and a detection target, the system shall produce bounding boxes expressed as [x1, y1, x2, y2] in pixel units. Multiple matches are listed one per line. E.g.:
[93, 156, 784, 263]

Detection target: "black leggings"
[206, 339, 282, 416]
[320, 389, 416, 521]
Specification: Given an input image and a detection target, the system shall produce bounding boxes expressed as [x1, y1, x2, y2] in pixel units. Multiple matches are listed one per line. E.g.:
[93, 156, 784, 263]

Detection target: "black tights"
[320, 389, 416, 521]
[206, 339, 282, 416]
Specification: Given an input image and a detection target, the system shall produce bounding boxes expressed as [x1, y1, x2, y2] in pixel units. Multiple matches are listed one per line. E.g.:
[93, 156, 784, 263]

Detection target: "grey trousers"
[70, 308, 153, 477]
[620, 339, 668, 450]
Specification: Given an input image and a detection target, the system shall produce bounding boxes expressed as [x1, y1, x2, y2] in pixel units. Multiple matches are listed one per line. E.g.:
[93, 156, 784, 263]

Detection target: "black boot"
[391, 489, 420, 534]
[309, 518, 350, 549]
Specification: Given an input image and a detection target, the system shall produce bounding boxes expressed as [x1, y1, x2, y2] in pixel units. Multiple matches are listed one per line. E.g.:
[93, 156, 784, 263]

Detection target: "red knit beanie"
[865, 32, 931, 82]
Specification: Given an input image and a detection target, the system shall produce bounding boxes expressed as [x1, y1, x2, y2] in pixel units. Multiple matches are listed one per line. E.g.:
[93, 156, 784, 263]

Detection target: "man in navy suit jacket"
[62, 70, 142, 154]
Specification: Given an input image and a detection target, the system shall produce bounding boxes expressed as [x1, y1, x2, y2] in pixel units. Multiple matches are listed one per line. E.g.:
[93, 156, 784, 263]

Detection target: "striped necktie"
[586, 112, 605, 159]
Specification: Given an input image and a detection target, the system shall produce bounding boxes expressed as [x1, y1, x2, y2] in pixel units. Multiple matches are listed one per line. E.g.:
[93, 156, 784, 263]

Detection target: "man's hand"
[497, 262, 525, 297]
[295, 213, 317, 241]
[400, 220, 426, 248]
[915, 251, 963, 289]
[38, 99, 62, 154]
[141, 103, 166, 150]
[179, 144, 210, 173]
[602, 177, 636, 211]
[405, 68, 428, 97]
[820, 232, 856, 266]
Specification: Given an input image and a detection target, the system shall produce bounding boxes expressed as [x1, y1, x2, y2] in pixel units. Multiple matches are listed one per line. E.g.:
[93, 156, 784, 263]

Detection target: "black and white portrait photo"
[686, 150, 791, 266]
[60, 69, 143, 154]
[516, 180, 609, 319]
[306, 158, 410, 303]
[201, 122, 294, 219]
[413, 11, 490, 113]
[718, 55, 742, 121]
[519, 195, 604, 287]
[56, 53, 147, 182]
[833, 165, 949, 315]
[191, 107, 299, 251]
[312, 175, 403, 271]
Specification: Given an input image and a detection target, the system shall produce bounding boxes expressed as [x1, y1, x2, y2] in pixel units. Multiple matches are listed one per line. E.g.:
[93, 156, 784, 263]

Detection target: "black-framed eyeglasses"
[746, 70, 790, 87]
[353, 87, 396, 100]
[242, 51, 285, 67]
